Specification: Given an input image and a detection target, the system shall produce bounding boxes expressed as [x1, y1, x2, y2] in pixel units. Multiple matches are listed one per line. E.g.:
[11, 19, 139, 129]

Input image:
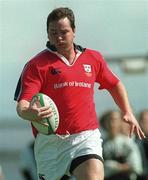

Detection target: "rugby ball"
[31, 93, 59, 135]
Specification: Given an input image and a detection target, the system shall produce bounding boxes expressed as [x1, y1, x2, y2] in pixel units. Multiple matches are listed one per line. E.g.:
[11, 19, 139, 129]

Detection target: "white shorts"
[34, 129, 103, 180]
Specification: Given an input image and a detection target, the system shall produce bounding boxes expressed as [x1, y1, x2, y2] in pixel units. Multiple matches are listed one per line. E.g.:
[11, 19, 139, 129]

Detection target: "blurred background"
[0, 0, 148, 179]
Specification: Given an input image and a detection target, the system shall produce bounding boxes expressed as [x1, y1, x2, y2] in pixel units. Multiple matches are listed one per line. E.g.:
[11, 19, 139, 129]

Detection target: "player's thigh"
[72, 158, 104, 180]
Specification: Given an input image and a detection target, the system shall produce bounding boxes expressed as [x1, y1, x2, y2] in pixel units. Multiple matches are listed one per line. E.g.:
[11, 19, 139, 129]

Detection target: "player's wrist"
[17, 105, 39, 122]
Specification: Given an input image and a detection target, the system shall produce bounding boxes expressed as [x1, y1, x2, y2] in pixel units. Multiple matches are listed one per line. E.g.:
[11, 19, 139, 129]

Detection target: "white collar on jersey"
[46, 41, 85, 66]
[47, 48, 81, 66]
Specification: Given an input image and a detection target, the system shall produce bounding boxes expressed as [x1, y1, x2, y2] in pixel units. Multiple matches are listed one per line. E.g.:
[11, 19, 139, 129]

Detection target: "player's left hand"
[123, 112, 146, 139]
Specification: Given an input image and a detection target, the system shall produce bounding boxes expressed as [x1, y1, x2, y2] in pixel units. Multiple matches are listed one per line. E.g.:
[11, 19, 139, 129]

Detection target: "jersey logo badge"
[83, 64, 92, 77]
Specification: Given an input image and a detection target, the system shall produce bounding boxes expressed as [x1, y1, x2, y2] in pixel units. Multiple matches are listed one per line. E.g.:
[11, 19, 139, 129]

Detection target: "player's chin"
[56, 43, 68, 49]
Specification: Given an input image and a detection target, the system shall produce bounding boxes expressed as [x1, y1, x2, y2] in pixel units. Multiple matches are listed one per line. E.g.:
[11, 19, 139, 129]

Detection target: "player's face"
[47, 17, 75, 53]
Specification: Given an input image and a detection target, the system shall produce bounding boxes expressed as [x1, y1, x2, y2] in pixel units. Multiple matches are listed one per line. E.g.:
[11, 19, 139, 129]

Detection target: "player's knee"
[72, 159, 104, 180]
[74, 171, 104, 180]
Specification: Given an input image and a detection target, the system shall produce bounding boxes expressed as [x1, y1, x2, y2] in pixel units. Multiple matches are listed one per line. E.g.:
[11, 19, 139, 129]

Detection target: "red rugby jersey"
[16, 47, 119, 136]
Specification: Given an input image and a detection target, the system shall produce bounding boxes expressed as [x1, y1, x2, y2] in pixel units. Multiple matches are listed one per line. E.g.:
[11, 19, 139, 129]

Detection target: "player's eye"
[60, 31, 67, 35]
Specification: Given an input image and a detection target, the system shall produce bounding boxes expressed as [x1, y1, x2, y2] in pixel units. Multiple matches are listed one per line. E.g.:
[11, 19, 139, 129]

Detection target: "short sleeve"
[15, 61, 42, 101]
[95, 53, 119, 90]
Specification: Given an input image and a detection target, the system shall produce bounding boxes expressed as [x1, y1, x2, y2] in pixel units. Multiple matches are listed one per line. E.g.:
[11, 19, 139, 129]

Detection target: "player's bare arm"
[17, 99, 53, 126]
[108, 81, 146, 139]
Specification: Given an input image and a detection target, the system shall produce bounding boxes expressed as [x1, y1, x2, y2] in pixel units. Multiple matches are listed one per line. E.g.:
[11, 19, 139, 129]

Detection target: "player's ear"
[73, 28, 76, 37]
